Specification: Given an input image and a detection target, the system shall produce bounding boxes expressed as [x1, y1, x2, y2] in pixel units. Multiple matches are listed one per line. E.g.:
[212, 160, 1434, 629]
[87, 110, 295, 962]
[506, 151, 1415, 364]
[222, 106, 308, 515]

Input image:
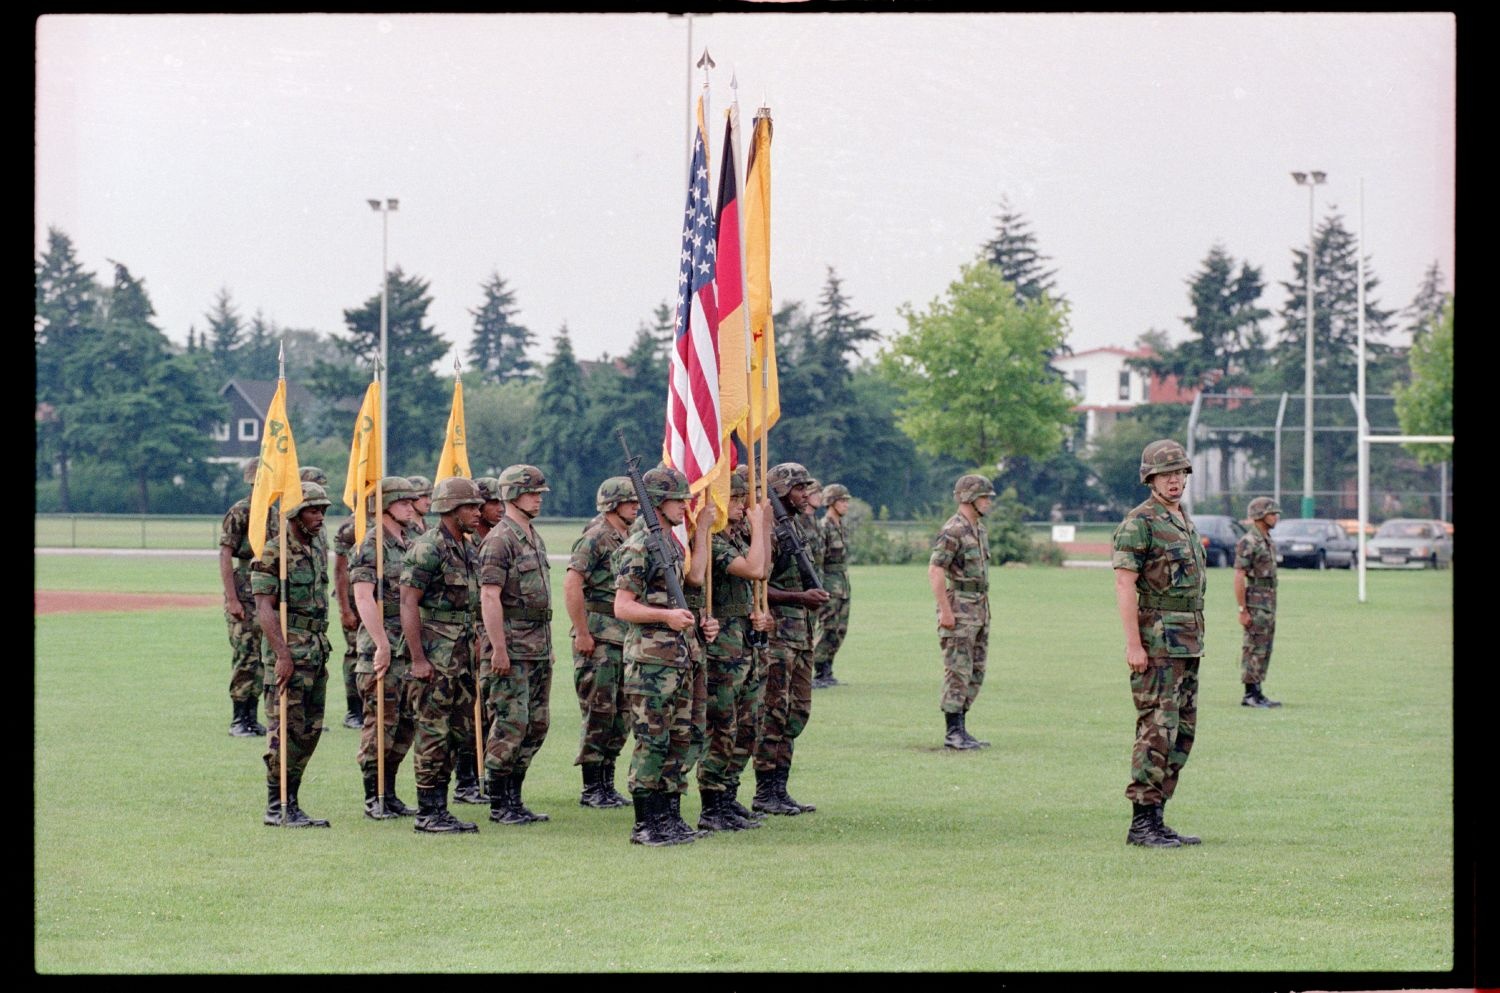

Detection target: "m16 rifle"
[617, 430, 690, 612]
[768, 488, 824, 594]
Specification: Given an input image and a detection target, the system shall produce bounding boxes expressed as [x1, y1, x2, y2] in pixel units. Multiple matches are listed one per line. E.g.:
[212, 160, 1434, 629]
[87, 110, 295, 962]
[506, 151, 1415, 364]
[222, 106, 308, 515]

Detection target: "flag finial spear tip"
[696, 48, 715, 69]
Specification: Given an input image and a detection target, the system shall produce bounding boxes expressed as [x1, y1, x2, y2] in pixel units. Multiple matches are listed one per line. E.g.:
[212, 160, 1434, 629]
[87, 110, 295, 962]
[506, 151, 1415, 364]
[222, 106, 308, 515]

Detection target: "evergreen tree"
[1404, 261, 1447, 339]
[35, 228, 102, 512]
[593, 306, 674, 460]
[980, 196, 1062, 304]
[205, 287, 244, 377]
[238, 310, 281, 380]
[526, 329, 592, 515]
[467, 271, 536, 383]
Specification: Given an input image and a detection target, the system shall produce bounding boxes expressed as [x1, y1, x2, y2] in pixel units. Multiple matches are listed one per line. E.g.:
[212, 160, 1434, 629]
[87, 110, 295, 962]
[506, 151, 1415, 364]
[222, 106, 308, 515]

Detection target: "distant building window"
[1072, 370, 1087, 394]
[1119, 370, 1132, 401]
[211, 422, 230, 442]
[238, 419, 259, 442]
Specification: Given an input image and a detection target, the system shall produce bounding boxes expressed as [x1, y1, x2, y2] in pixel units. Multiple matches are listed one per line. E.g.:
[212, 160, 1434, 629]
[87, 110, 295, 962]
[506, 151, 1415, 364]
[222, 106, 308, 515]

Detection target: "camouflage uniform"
[1111, 495, 1206, 808]
[813, 506, 851, 685]
[698, 517, 761, 796]
[350, 522, 416, 796]
[333, 519, 364, 728]
[1234, 526, 1277, 687]
[931, 511, 990, 716]
[219, 495, 276, 719]
[478, 518, 554, 780]
[399, 522, 479, 794]
[568, 518, 631, 768]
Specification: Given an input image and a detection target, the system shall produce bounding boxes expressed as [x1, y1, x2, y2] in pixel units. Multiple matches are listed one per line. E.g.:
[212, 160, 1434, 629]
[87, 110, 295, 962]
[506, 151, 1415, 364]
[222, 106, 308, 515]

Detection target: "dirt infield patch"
[35, 590, 222, 615]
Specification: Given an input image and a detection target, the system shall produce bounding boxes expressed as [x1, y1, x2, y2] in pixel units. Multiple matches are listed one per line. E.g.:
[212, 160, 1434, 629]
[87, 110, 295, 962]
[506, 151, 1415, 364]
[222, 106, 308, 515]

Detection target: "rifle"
[768, 488, 824, 594]
[616, 430, 690, 612]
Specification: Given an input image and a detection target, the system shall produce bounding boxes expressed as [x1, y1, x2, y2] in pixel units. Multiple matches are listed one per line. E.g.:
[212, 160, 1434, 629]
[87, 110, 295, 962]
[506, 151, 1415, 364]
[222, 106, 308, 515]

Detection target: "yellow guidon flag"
[342, 381, 382, 545]
[435, 377, 471, 482]
[738, 108, 780, 445]
[248, 380, 302, 559]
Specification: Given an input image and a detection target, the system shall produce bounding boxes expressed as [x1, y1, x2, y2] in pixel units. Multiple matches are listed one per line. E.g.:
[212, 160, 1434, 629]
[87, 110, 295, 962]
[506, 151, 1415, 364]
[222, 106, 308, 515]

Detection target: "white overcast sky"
[35, 12, 1455, 370]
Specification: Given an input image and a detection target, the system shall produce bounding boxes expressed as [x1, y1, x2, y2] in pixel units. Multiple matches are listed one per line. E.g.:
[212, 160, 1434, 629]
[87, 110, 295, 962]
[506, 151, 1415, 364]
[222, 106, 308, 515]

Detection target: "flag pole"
[697, 47, 716, 620]
[732, 78, 758, 612]
[372, 358, 387, 815]
[276, 341, 290, 826]
[754, 105, 773, 616]
[457, 356, 485, 792]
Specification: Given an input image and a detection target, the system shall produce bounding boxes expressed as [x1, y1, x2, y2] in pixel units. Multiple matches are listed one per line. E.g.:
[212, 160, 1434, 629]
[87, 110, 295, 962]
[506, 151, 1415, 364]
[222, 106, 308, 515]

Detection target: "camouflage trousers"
[939, 600, 989, 714]
[697, 648, 761, 792]
[1126, 656, 1199, 806]
[1240, 608, 1276, 685]
[259, 631, 330, 787]
[408, 633, 477, 793]
[813, 595, 851, 669]
[753, 643, 813, 773]
[456, 662, 491, 783]
[482, 658, 553, 777]
[573, 640, 628, 765]
[225, 601, 265, 704]
[340, 625, 360, 709]
[355, 671, 417, 776]
[626, 658, 707, 795]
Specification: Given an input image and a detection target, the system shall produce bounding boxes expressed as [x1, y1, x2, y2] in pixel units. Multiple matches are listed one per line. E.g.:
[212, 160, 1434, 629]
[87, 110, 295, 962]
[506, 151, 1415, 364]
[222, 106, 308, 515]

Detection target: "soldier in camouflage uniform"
[252, 482, 334, 827]
[929, 474, 995, 751]
[563, 476, 640, 810]
[813, 483, 853, 689]
[753, 462, 830, 816]
[407, 475, 433, 535]
[350, 476, 421, 819]
[696, 464, 773, 832]
[312, 467, 364, 734]
[1235, 496, 1282, 709]
[1111, 439, 1205, 848]
[218, 457, 274, 737]
[398, 476, 484, 834]
[451, 475, 504, 804]
[613, 466, 719, 846]
[478, 465, 556, 826]
[473, 476, 503, 545]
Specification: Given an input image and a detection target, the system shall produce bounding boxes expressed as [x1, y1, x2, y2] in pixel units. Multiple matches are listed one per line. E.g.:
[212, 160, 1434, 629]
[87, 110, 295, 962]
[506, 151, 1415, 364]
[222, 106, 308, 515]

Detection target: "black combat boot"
[697, 789, 744, 832]
[343, 692, 363, 730]
[1126, 802, 1181, 848]
[959, 711, 990, 748]
[229, 699, 252, 737]
[383, 765, 413, 816]
[811, 661, 830, 689]
[822, 663, 840, 687]
[363, 770, 397, 820]
[452, 748, 485, 804]
[597, 760, 629, 808]
[1256, 684, 1282, 708]
[723, 784, 763, 825]
[579, 763, 608, 808]
[630, 792, 674, 846]
[778, 767, 816, 813]
[666, 792, 708, 839]
[1242, 682, 1281, 708]
[414, 787, 462, 833]
[263, 782, 285, 826]
[945, 711, 978, 750]
[1156, 800, 1200, 845]
[435, 780, 478, 833]
[284, 780, 331, 828]
[246, 698, 267, 736]
[655, 792, 694, 845]
[512, 770, 550, 823]
[752, 767, 801, 816]
[488, 773, 529, 825]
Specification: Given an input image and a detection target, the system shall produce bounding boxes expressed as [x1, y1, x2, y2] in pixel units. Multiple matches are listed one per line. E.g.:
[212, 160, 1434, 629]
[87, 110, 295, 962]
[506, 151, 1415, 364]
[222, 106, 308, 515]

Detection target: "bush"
[844, 497, 935, 565]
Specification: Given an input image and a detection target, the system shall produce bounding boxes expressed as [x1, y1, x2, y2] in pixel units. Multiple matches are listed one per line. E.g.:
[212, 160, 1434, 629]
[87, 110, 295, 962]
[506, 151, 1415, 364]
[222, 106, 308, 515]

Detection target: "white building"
[1050, 347, 1155, 445]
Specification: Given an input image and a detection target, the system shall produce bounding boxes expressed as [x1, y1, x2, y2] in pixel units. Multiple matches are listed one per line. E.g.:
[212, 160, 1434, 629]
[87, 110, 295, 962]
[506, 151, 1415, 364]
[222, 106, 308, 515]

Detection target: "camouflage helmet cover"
[953, 473, 997, 505]
[822, 483, 850, 503]
[642, 465, 691, 504]
[498, 464, 551, 501]
[367, 476, 418, 514]
[298, 465, 328, 485]
[474, 476, 503, 503]
[596, 476, 639, 513]
[766, 462, 812, 498]
[1247, 496, 1282, 521]
[730, 464, 750, 498]
[429, 476, 484, 513]
[241, 457, 260, 484]
[285, 481, 333, 519]
[1138, 439, 1193, 484]
[406, 475, 433, 498]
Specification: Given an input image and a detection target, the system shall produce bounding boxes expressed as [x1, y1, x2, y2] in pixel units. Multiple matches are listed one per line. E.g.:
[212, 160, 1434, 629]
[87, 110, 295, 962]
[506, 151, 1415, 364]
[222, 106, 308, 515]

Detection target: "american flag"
[664, 96, 722, 489]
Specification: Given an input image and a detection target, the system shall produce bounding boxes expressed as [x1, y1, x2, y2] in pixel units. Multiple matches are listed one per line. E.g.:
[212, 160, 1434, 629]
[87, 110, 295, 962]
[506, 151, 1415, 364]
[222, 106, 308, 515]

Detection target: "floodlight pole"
[368, 197, 399, 459]
[1292, 170, 1326, 518]
[1355, 179, 1368, 603]
[1273, 392, 1289, 510]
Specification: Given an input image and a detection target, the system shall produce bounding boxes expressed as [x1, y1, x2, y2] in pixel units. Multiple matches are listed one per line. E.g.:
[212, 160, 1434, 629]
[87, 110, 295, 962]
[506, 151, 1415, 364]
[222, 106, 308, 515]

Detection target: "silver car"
[1366, 518, 1453, 569]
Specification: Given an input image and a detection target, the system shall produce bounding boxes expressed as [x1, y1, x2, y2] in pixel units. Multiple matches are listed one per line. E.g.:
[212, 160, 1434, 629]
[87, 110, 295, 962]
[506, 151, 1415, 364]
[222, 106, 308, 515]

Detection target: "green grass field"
[34, 554, 1454, 973]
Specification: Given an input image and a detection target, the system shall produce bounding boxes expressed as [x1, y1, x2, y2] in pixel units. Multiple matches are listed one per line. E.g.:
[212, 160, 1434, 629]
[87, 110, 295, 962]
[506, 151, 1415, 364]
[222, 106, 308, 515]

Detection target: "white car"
[1365, 518, 1453, 569]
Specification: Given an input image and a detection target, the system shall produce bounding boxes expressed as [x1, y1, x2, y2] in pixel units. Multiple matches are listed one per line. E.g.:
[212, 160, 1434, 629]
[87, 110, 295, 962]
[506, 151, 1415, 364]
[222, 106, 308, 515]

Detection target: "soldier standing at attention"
[1235, 497, 1283, 709]
[349, 476, 420, 819]
[311, 466, 364, 734]
[563, 476, 640, 810]
[406, 475, 433, 535]
[753, 462, 829, 816]
[928, 474, 995, 751]
[614, 466, 718, 845]
[218, 457, 274, 737]
[696, 465, 773, 832]
[479, 465, 556, 826]
[399, 476, 485, 834]
[451, 475, 504, 806]
[473, 477, 503, 545]
[1111, 439, 1205, 848]
[251, 482, 334, 827]
[813, 483, 853, 689]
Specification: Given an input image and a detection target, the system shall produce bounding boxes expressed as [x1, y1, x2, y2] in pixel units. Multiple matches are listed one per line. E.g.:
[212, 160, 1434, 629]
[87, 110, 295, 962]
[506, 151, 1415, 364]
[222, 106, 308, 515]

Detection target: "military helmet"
[766, 462, 812, 498]
[406, 474, 433, 498]
[241, 457, 260, 484]
[1247, 496, 1282, 521]
[1138, 439, 1193, 484]
[953, 473, 997, 505]
[299, 465, 328, 485]
[285, 481, 333, 519]
[642, 465, 691, 504]
[498, 464, 551, 501]
[474, 476, 503, 503]
[596, 476, 639, 513]
[823, 483, 850, 503]
[429, 476, 484, 513]
[730, 464, 750, 498]
[367, 476, 417, 514]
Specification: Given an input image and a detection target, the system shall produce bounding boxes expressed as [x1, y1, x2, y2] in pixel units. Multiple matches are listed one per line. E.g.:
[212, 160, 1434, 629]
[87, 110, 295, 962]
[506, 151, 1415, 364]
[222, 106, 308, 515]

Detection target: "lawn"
[34, 554, 1456, 974]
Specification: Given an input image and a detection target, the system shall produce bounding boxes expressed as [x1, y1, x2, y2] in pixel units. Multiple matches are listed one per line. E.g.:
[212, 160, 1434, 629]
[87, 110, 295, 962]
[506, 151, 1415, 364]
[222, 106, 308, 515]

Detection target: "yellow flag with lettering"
[434, 378, 471, 482]
[739, 110, 780, 443]
[248, 380, 302, 559]
[342, 381, 381, 545]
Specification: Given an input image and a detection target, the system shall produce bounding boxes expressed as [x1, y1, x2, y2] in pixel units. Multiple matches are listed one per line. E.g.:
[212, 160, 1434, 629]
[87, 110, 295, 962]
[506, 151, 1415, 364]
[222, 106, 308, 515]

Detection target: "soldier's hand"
[937, 607, 956, 630]
[803, 589, 831, 607]
[492, 652, 512, 675]
[274, 652, 294, 691]
[700, 616, 720, 643]
[226, 598, 247, 622]
[1126, 645, 1149, 673]
[373, 643, 391, 679]
[411, 657, 435, 682]
[750, 609, 774, 633]
[665, 608, 697, 632]
[340, 605, 359, 632]
[572, 629, 596, 655]
[1238, 606, 1252, 629]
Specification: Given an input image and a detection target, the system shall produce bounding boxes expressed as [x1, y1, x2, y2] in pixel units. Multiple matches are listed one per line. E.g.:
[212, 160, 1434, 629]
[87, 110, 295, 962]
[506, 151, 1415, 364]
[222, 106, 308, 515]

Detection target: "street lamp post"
[1291, 171, 1326, 519]
[367, 198, 399, 459]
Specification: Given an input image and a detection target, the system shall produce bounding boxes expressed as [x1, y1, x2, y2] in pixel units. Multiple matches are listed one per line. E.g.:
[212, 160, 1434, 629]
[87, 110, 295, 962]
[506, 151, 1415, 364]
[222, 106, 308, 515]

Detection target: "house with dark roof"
[208, 379, 322, 465]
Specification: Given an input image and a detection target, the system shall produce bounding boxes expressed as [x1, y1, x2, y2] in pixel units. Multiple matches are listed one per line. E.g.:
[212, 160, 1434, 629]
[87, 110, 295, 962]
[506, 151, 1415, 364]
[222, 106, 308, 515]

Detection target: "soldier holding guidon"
[1235, 497, 1282, 709]
[928, 474, 994, 751]
[219, 456, 275, 737]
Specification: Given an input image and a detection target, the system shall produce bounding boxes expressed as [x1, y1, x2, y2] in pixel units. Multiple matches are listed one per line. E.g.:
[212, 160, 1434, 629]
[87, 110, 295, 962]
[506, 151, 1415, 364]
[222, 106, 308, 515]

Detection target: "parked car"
[1193, 514, 1247, 567]
[1366, 518, 1453, 569]
[1336, 518, 1377, 537]
[1273, 518, 1358, 569]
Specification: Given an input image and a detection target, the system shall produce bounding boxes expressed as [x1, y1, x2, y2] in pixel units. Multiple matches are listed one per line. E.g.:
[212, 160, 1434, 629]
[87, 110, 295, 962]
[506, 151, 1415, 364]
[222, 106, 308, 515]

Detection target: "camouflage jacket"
[568, 517, 630, 646]
[1234, 526, 1278, 611]
[768, 512, 820, 651]
[409, 516, 429, 536]
[1111, 496, 1207, 658]
[708, 519, 754, 658]
[930, 512, 989, 593]
[400, 521, 480, 646]
[249, 524, 329, 628]
[820, 513, 850, 599]
[349, 523, 412, 672]
[802, 510, 826, 573]
[478, 516, 553, 661]
[219, 496, 279, 602]
[614, 518, 697, 668]
[332, 518, 358, 618]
